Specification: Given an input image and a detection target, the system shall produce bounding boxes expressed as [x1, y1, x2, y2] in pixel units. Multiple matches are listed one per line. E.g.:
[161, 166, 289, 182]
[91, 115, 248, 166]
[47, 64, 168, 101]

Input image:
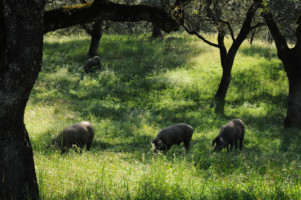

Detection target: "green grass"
[25, 33, 301, 199]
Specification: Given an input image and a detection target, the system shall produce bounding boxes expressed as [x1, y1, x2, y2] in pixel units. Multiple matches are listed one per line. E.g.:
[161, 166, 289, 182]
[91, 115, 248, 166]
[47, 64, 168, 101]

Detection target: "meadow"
[25, 33, 301, 199]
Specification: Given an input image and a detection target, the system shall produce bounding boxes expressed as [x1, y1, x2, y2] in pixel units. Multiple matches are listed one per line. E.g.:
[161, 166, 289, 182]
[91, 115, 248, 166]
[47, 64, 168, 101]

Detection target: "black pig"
[152, 123, 194, 153]
[52, 121, 94, 153]
[212, 119, 245, 152]
[84, 56, 101, 73]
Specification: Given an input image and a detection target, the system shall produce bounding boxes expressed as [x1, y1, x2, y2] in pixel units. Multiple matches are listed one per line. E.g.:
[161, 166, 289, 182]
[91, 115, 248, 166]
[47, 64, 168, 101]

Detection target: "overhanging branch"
[261, 11, 289, 54]
[43, 0, 180, 33]
[182, 24, 220, 48]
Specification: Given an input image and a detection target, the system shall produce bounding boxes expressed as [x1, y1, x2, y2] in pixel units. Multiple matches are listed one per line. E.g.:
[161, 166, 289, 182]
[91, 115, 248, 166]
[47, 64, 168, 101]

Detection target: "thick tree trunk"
[284, 75, 301, 128]
[0, 124, 39, 199]
[262, 11, 301, 128]
[283, 51, 301, 128]
[151, 24, 163, 38]
[88, 20, 103, 57]
[0, 0, 44, 198]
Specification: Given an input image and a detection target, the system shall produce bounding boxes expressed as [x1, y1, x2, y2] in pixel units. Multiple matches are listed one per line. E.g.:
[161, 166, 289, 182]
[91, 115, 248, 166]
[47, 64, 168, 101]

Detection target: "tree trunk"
[0, 0, 44, 198]
[283, 50, 301, 128]
[262, 11, 301, 128]
[214, 62, 233, 114]
[284, 76, 301, 128]
[0, 124, 39, 199]
[214, 32, 236, 114]
[151, 24, 163, 38]
[88, 20, 103, 57]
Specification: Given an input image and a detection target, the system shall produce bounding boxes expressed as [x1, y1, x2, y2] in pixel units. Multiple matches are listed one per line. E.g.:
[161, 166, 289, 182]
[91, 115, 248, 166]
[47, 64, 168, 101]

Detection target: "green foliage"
[184, 0, 259, 35]
[25, 34, 301, 199]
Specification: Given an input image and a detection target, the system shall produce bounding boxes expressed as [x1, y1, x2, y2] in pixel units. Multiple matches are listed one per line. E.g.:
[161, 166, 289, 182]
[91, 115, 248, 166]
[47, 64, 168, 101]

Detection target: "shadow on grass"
[278, 128, 301, 153]
[35, 34, 205, 104]
[91, 134, 154, 153]
[46, 181, 292, 200]
[240, 45, 277, 59]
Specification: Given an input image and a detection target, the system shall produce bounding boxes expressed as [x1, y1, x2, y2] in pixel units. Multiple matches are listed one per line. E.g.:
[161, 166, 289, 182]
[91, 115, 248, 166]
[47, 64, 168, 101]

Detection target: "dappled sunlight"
[25, 33, 301, 199]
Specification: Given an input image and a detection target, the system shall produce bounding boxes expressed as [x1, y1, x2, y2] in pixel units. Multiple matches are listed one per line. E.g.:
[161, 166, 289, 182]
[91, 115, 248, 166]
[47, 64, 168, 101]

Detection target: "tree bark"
[262, 11, 301, 128]
[214, 32, 235, 114]
[43, 1, 180, 34]
[284, 56, 301, 127]
[0, 125, 39, 199]
[0, 0, 44, 199]
[88, 20, 103, 57]
[280, 45, 301, 128]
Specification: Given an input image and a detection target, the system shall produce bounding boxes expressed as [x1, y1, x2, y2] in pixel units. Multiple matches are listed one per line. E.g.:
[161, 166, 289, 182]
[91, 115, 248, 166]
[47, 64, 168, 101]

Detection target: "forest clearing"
[23, 33, 301, 199]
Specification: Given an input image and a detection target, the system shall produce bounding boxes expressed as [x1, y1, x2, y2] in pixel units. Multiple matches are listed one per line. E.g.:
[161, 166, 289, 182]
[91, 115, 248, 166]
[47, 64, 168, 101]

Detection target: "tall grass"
[25, 33, 301, 199]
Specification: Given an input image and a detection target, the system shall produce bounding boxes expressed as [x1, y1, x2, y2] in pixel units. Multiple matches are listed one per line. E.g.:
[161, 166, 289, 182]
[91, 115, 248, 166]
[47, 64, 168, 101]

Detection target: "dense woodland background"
[1, 0, 301, 199]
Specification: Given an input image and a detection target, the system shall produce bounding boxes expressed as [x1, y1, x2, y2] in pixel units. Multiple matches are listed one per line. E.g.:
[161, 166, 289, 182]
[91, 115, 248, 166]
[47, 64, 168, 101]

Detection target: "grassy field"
[25, 33, 301, 199]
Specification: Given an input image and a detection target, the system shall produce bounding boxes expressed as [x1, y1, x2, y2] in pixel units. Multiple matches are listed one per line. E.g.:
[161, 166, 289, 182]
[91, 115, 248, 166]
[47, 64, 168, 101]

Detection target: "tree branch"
[43, 0, 180, 33]
[182, 24, 220, 48]
[261, 11, 289, 56]
[250, 22, 265, 30]
[217, 30, 228, 67]
[229, 2, 260, 54]
[80, 23, 93, 35]
[218, 19, 235, 42]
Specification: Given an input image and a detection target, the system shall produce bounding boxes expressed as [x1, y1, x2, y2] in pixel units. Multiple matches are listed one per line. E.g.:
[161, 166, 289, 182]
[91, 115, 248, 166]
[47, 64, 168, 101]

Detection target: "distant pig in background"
[52, 121, 94, 153]
[152, 123, 194, 153]
[84, 56, 101, 73]
[212, 119, 245, 152]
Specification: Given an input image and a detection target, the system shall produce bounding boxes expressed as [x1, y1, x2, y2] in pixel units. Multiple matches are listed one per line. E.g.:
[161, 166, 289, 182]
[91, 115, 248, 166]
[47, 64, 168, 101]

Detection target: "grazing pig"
[212, 119, 245, 152]
[152, 123, 194, 153]
[84, 56, 101, 73]
[52, 121, 94, 153]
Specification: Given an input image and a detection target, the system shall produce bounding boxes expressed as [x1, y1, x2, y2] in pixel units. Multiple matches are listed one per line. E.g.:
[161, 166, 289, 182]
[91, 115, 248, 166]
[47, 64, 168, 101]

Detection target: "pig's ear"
[212, 138, 217, 147]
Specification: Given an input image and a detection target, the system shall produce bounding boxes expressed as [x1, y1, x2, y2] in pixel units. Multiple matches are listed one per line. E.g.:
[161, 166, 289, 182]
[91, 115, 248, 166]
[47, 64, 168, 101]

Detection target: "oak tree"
[0, 0, 179, 198]
[260, 0, 301, 127]
[183, 0, 263, 113]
